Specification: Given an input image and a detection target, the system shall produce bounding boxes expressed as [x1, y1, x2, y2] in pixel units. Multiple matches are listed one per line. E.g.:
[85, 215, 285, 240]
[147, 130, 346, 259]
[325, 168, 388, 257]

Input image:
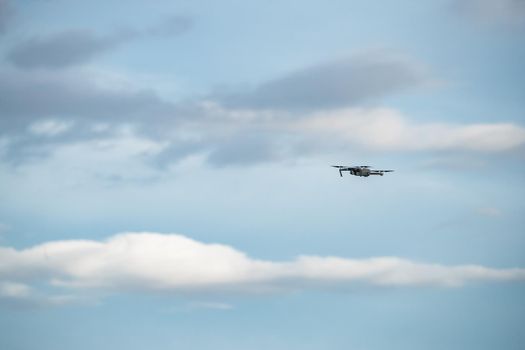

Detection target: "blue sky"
[1, 0, 525, 349]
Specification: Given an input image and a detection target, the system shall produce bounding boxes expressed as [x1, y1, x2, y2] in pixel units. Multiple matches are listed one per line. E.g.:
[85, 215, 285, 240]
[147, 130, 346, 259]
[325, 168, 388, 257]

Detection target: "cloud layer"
[218, 53, 428, 111]
[1, 232, 524, 303]
[1, 49, 524, 168]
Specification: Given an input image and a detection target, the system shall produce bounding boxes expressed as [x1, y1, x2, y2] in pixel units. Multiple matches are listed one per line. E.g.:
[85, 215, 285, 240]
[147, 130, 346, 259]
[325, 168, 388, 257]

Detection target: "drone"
[332, 165, 394, 177]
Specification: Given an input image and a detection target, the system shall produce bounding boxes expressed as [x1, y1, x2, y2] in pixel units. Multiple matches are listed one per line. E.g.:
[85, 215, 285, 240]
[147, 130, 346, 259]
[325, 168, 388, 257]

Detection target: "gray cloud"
[0, 69, 174, 131]
[0, 50, 431, 168]
[147, 15, 193, 37]
[6, 15, 193, 69]
[7, 29, 128, 69]
[0, 0, 13, 34]
[218, 53, 428, 111]
[451, 0, 525, 25]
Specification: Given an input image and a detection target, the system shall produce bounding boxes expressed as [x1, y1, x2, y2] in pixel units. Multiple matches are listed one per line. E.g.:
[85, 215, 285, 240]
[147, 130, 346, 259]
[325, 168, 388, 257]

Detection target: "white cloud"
[0, 281, 31, 298]
[1, 232, 524, 301]
[297, 108, 525, 152]
[29, 120, 74, 137]
[19, 129, 169, 184]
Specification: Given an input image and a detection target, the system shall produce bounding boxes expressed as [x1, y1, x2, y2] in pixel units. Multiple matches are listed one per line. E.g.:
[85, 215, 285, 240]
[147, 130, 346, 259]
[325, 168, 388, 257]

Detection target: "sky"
[0, 0, 525, 349]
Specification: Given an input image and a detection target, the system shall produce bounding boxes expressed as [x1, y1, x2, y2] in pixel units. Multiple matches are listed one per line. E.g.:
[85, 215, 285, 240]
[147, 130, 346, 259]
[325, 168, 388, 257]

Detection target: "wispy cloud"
[297, 108, 525, 152]
[7, 29, 128, 69]
[217, 52, 429, 111]
[1, 232, 524, 306]
[188, 302, 234, 311]
[477, 207, 503, 218]
[451, 0, 525, 25]
[6, 16, 193, 69]
[28, 120, 74, 137]
[0, 0, 13, 35]
[0, 68, 174, 134]
[0, 223, 9, 236]
[0, 281, 31, 299]
[0, 281, 94, 309]
[146, 15, 193, 37]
